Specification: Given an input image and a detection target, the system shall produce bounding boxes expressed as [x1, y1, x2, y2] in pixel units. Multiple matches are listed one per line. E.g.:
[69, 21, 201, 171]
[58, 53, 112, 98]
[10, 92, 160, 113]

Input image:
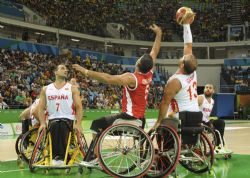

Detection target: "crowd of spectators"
[12, 0, 250, 42]
[0, 49, 165, 110]
[221, 65, 250, 94]
[241, 0, 250, 23]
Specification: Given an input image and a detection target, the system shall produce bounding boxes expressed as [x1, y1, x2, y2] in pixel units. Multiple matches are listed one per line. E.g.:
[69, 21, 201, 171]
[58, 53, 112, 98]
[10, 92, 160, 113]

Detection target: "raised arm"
[183, 25, 193, 55]
[149, 24, 162, 64]
[72, 64, 136, 87]
[182, 12, 195, 55]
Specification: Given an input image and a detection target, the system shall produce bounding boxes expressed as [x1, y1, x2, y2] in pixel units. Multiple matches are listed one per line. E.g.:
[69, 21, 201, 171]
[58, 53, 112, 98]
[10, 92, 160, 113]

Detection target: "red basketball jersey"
[122, 71, 153, 119]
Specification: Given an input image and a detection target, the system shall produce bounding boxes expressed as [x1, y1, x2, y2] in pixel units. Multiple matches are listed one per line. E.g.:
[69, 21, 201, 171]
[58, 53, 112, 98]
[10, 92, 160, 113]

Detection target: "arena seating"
[0, 48, 166, 109]
[8, 0, 249, 42]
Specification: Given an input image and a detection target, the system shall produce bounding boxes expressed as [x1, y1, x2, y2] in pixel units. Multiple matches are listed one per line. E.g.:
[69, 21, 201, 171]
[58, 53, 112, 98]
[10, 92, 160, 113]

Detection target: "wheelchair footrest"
[33, 164, 77, 169]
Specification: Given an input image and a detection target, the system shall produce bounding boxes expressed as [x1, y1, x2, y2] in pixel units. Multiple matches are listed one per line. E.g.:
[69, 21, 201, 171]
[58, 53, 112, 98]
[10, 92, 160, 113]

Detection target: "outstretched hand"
[182, 12, 196, 25]
[72, 64, 87, 76]
[149, 24, 162, 35]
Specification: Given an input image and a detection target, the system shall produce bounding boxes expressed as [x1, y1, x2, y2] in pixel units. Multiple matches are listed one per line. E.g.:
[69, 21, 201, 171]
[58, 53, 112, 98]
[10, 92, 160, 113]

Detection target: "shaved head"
[181, 54, 197, 74]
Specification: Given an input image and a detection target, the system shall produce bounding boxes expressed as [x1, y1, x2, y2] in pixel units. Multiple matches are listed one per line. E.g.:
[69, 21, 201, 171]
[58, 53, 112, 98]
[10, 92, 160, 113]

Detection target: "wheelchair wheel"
[180, 132, 214, 174]
[145, 126, 181, 178]
[203, 125, 217, 149]
[20, 128, 38, 163]
[97, 124, 154, 178]
[29, 128, 48, 172]
[15, 134, 23, 156]
[76, 130, 88, 157]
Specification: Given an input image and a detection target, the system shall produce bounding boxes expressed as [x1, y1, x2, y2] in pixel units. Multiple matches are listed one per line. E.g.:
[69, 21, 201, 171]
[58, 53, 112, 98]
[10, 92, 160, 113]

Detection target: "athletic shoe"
[79, 158, 99, 168]
[214, 145, 232, 155]
[52, 159, 64, 166]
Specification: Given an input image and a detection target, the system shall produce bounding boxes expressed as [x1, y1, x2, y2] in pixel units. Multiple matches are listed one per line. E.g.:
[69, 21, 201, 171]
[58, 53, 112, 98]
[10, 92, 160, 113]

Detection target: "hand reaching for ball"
[176, 7, 196, 25]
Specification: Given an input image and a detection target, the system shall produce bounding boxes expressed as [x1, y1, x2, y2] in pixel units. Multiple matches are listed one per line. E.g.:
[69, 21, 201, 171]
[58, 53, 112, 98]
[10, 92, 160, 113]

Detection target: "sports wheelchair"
[178, 111, 214, 174]
[79, 118, 155, 178]
[29, 119, 88, 173]
[146, 111, 215, 177]
[16, 121, 39, 167]
[145, 124, 181, 178]
[203, 121, 232, 160]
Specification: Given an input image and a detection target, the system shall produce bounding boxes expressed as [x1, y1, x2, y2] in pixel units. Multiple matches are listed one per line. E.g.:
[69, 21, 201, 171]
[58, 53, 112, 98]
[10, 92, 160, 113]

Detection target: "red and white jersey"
[122, 71, 153, 119]
[199, 94, 214, 123]
[30, 98, 40, 126]
[46, 83, 75, 120]
[167, 71, 199, 118]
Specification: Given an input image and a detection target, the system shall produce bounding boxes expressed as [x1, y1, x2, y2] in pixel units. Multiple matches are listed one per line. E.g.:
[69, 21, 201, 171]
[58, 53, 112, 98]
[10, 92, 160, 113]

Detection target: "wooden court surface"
[1, 120, 250, 161]
[0, 120, 250, 178]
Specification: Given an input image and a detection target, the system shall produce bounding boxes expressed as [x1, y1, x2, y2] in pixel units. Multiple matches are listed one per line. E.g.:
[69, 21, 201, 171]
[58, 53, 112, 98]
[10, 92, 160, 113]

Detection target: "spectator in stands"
[238, 104, 244, 120]
[14, 0, 233, 42]
[0, 63, 3, 80]
[15, 92, 26, 107]
[0, 44, 166, 110]
[0, 96, 9, 109]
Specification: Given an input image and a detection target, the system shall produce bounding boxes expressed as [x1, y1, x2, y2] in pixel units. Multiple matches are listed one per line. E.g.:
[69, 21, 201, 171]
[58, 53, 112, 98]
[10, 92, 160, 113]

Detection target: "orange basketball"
[176, 7, 195, 25]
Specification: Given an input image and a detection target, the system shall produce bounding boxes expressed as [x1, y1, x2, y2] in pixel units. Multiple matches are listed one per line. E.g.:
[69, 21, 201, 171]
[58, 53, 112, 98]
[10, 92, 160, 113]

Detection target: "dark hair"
[137, 54, 153, 74]
[183, 55, 197, 74]
[54, 64, 66, 72]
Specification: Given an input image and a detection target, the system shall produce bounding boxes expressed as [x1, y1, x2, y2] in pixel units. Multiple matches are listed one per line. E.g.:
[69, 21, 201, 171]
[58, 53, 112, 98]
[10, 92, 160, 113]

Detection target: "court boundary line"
[0, 168, 29, 173]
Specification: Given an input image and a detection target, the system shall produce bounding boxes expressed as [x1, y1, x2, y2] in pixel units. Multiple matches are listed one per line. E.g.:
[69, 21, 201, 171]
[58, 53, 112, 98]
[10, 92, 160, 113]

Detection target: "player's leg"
[89, 113, 123, 160]
[49, 119, 73, 165]
[212, 119, 225, 146]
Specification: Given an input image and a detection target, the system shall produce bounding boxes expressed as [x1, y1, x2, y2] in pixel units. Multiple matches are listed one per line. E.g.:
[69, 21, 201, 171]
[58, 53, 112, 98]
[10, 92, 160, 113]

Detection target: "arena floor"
[0, 120, 250, 178]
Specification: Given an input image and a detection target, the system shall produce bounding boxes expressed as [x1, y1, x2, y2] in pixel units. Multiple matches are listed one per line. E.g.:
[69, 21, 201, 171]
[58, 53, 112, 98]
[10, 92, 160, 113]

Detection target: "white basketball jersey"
[199, 94, 214, 123]
[30, 98, 40, 126]
[167, 71, 199, 118]
[46, 83, 75, 120]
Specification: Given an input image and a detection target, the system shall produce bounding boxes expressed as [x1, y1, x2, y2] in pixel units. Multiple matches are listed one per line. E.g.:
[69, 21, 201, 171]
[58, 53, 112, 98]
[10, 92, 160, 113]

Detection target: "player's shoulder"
[166, 77, 182, 90]
[42, 85, 48, 92]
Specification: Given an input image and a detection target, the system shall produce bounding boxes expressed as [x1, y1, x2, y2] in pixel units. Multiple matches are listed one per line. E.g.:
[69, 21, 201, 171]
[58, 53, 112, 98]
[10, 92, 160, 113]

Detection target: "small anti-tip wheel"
[44, 169, 49, 174]
[29, 166, 35, 173]
[208, 168, 215, 176]
[224, 154, 228, 160]
[228, 154, 232, 159]
[17, 157, 24, 169]
[78, 167, 83, 174]
[65, 168, 71, 174]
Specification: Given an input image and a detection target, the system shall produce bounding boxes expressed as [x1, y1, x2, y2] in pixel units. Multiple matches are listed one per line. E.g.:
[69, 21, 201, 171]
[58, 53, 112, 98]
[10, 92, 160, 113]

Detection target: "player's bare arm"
[31, 104, 39, 120]
[149, 24, 162, 63]
[182, 12, 195, 55]
[198, 95, 204, 106]
[19, 107, 31, 120]
[37, 86, 47, 132]
[152, 78, 181, 130]
[72, 64, 136, 87]
[72, 85, 83, 133]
